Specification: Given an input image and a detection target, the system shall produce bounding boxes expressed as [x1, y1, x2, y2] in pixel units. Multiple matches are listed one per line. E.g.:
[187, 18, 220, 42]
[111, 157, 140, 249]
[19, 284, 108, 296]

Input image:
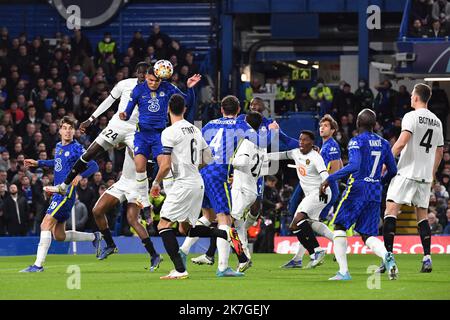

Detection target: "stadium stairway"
[0, 2, 217, 63]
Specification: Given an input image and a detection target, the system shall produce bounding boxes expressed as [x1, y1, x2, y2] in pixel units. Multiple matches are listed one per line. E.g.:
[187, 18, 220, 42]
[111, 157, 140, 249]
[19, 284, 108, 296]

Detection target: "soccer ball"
[153, 59, 174, 80]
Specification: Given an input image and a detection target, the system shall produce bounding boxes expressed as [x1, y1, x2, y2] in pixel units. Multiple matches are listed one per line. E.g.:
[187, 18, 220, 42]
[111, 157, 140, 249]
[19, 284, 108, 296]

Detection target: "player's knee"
[178, 223, 189, 235]
[126, 212, 139, 226]
[53, 232, 65, 241]
[157, 218, 171, 231]
[92, 205, 102, 218]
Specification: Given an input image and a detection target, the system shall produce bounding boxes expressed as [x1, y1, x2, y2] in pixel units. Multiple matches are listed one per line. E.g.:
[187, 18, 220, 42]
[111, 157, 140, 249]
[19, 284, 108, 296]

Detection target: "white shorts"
[160, 181, 204, 226]
[163, 177, 174, 195]
[386, 175, 431, 209]
[94, 121, 135, 150]
[297, 188, 331, 221]
[104, 179, 137, 204]
[231, 188, 257, 221]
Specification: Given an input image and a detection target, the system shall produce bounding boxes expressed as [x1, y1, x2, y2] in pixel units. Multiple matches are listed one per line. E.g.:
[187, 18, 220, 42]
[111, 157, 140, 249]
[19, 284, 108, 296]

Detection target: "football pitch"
[1, 254, 449, 300]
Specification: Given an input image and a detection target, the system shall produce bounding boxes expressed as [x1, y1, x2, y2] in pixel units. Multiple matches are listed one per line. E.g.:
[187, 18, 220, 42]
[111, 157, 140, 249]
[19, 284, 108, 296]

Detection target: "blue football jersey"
[38, 141, 98, 193]
[202, 117, 258, 167]
[124, 81, 195, 130]
[320, 137, 341, 169]
[328, 131, 397, 202]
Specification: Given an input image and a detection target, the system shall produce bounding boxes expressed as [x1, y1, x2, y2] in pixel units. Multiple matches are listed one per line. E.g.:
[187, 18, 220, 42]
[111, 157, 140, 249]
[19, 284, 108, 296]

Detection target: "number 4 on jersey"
[420, 129, 433, 153]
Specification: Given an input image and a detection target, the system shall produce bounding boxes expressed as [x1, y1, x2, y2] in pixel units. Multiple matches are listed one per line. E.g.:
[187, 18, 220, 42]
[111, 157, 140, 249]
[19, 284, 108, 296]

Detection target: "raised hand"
[187, 74, 202, 88]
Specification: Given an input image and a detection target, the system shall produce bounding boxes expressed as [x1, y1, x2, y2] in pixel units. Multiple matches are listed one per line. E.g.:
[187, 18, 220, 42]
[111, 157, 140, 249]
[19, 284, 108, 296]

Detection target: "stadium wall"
[275, 236, 450, 255]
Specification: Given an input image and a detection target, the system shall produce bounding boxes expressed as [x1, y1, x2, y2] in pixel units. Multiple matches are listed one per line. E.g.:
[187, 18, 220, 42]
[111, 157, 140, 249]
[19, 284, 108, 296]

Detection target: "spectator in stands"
[309, 78, 333, 116]
[96, 32, 118, 66]
[333, 83, 356, 117]
[184, 51, 199, 76]
[354, 79, 374, 112]
[71, 29, 93, 59]
[427, 19, 448, 37]
[254, 175, 282, 253]
[0, 27, 10, 51]
[30, 36, 48, 67]
[147, 23, 171, 48]
[429, 81, 449, 139]
[428, 211, 443, 234]
[396, 85, 412, 117]
[0, 182, 7, 235]
[0, 151, 11, 171]
[432, 0, 450, 28]
[275, 76, 296, 114]
[167, 40, 186, 63]
[411, 0, 433, 27]
[374, 80, 397, 125]
[66, 194, 88, 232]
[410, 19, 427, 37]
[128, 31, 146, 60]
[443, 209, 450, 234]
[3, 183, 29, 236]
[297, 87, 316, 112]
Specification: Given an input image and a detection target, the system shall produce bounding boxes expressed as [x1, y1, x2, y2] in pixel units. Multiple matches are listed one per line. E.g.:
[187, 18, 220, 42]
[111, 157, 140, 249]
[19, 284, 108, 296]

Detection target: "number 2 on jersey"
[419, 129, 433, 153]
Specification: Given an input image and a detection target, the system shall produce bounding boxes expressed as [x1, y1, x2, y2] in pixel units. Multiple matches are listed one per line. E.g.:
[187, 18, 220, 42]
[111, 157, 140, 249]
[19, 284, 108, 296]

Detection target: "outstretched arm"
[80, 160, 99, 179]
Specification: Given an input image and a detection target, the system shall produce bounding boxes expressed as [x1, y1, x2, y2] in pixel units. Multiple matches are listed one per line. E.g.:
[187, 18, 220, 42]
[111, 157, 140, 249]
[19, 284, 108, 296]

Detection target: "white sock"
[34, 231, 52, 267]
[244, 212, 258, 230]
[423, 254, 431, 262]
[217, 224, 231, 272]
[136, 172, 149, 206]
[60, 182, 69, 191]
[180, 217, 211, 254]
[64, 230, 95, 242]
[333, 230, 348, 274]
[365, 236, 387, 262]
[293, 244, 306, 262]
[311, 221, 334, 241]
[234, 219, 250, 259]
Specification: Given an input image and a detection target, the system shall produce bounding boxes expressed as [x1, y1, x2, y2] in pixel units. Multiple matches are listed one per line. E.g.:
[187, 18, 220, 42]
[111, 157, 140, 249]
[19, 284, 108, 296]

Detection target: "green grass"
[1, 253, 449, 300]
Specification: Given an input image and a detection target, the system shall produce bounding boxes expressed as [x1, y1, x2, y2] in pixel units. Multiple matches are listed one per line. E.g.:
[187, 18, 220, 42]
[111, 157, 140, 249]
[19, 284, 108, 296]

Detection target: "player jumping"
[119, 65, 201, 210]
[320, 109, 397, 281]
[21, 117, 100, 272]
[381, 83, 444, 278]
[149, 94, 244, 279]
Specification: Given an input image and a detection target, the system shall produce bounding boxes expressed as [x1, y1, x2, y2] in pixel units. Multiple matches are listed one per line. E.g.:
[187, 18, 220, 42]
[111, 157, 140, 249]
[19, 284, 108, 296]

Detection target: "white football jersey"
[109, 78, 139, 126]
[397, 108, 444, 182]
[232, 139, 266, 195]
[161, 119, 208, 185]
[268, 148, 328, 195]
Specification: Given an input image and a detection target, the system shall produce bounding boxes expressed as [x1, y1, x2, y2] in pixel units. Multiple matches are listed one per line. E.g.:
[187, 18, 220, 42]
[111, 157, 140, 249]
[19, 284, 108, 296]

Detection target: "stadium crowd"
[0, 23, 449, 246]
[0, 24, 200, 236]
[409, 0, 450, 38]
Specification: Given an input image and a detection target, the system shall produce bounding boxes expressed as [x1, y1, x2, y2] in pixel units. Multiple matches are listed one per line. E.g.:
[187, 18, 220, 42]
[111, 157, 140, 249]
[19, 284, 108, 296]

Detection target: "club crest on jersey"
[306, 159, 310, 165]
[159, 92, 165, 97]
[64, 151, 70, 157]
[147, 98, 161, 112]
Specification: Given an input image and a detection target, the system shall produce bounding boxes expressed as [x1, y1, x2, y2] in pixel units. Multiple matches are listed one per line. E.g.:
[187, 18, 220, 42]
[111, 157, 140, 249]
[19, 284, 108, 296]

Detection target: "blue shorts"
[201, 165, 231, 215]
[333, 199, 381, 236]
[133, 128, 163, 160]
[46, 186, 76, 223]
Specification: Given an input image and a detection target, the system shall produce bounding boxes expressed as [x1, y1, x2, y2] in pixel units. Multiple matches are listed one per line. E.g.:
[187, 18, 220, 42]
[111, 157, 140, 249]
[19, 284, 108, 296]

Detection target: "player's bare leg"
[21, 215, 100, 272]
[126, 203, 162, 271]
[93, 193, 120, 260]
[244, 198, 261, 229]
[289, 212, 325, 268]
[45, 142, 108, 195]
[416, 207, 432, 272]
